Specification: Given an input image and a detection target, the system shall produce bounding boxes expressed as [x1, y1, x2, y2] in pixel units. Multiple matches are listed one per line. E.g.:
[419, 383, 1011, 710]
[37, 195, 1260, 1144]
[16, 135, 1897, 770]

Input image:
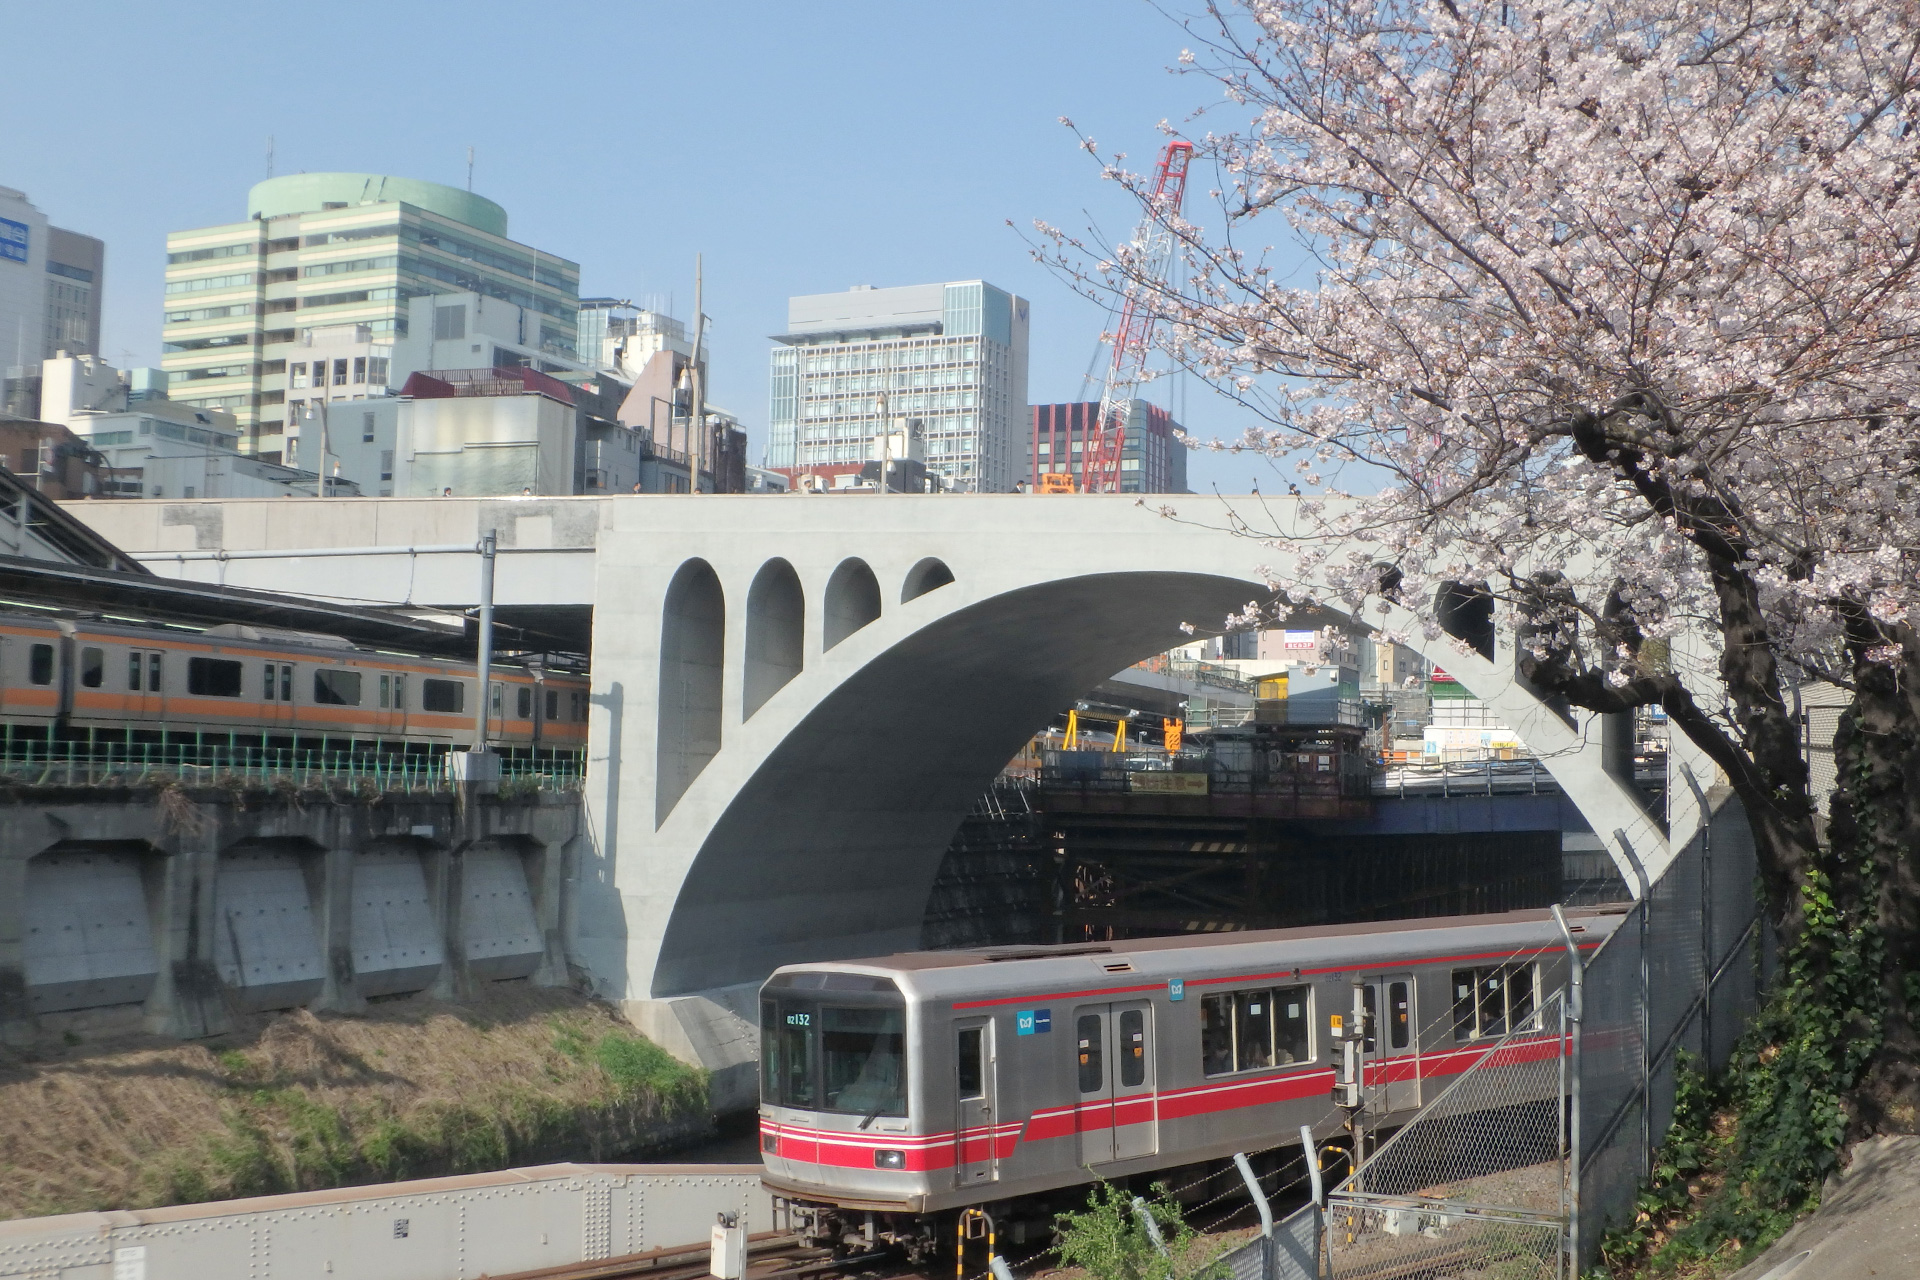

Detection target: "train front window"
[821, 1006, 905, 1119]
[761, 999, 817, 1110]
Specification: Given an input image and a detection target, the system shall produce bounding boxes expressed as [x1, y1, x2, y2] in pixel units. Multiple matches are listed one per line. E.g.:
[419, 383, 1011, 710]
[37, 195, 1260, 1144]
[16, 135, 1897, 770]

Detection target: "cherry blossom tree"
[1044, 0, 1920, 1157]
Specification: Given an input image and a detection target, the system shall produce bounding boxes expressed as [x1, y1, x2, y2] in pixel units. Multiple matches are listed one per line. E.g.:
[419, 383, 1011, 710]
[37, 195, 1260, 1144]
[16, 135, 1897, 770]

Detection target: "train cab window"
[1119, 1009, 1147, 1088]
[187, 657, 243, 697]
[1452, 963, 1540, 1040]
[1076, 1014, 1104, 1093]
[546, 689, 559, 720]
[312, 669, 362, 706]
[517, 686, 532, 719]
[80, 647, 104, 688]
[422, 678, 463, 713]
[1202, 985, 1312, 1077]
[957, 1027, 985, 1099]
[821, 1006, 906, 1119]
[761, 1000, 817, 1110]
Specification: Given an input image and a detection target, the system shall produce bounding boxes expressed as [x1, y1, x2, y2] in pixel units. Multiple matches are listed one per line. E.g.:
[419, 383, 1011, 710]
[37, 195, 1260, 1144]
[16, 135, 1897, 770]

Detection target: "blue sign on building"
[0, 218, 28, 265]
[1015, 1008, 1053, 1036]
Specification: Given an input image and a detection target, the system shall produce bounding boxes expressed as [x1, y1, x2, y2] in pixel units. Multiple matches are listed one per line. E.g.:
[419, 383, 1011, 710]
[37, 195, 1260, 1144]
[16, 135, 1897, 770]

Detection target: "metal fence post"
[1615, 829, 1653, 1176]
[1552, 903, 1584, 1274]
[1680, 764, 1713, 1055]
[1233, 1152, 1274, 1280]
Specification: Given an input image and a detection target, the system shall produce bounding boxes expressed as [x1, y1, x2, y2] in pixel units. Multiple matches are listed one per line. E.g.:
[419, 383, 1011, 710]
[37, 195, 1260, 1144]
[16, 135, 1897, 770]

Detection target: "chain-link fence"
[1323, 989, 1571, 1279]
[1573, 790, 1762, 1264]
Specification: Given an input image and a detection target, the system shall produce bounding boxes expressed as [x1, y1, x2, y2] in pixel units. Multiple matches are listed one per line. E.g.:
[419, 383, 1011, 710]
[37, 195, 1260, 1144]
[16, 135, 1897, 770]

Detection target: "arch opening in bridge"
[744, 558, 805, 720]
[901, 557, 955, 603]
[657, 558, 725, 825]
[823, 558, 882, 650]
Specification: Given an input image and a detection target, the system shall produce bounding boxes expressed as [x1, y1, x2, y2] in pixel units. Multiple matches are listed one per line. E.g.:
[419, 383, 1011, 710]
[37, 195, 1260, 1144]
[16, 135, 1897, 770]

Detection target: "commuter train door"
[1361, 975, 1420, 1113]
[1073, 1000, 1158, 1165]
[954, 1017, 998, 1186]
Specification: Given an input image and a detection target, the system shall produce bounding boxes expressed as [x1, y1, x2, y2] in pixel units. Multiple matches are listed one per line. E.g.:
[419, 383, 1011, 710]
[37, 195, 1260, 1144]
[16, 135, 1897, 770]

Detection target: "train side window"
[546, 689, 558, 720]
[957, 1027, 984, 1099]
[1452, 963, 1539, 1040]
[1076, 1013, 1103, 1093]
[80, 647, 104, 688]
[379, 674, 391, 708]
[187, 657, 243, 697]
[148, 653, 162, 692]
[571, 690, 585, 720]
[129, 652, 143, 691]
[263, 662, 277, 700]
[28, 644, 53, 685]
[1360, 986, 1377, 1053]
[392, 673, 405, 710]
[517, 686, 532, 719]
[313, 669, 362, 706]
[280, 664, 292, 702]
[422, 678, 463, 713]
[1202, 986, 1312, 1077]
[490, 682, 504, 718]
[1389, 981, 1411, 1050]
[1119, 1009, 1146, 1088]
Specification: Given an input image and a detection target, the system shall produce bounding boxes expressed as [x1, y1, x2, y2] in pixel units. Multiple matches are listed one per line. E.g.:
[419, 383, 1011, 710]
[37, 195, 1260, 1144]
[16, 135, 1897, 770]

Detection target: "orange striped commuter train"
[0, 609, 587, 760]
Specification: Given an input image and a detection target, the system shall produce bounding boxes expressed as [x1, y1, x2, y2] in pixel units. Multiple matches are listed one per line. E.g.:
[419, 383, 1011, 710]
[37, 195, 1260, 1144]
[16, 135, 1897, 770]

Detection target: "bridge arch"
[901, 557, 955, 603]
[655, 558, 724, 826]
[823, 558, 882, 650]
[743, 558, 804, 720]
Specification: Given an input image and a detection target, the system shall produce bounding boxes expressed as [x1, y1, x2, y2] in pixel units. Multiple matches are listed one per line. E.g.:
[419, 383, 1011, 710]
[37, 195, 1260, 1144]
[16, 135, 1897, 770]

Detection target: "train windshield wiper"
[859, 1100, 889, 1130]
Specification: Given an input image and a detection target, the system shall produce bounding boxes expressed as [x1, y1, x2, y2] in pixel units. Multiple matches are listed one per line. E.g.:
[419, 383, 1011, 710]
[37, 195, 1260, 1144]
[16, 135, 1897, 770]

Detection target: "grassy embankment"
[0, 987, 709, 1222]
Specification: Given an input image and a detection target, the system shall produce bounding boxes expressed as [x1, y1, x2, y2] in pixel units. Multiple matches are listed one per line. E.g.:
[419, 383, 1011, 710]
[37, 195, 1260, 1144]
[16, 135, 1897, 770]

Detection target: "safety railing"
[0, 740, 586, 793]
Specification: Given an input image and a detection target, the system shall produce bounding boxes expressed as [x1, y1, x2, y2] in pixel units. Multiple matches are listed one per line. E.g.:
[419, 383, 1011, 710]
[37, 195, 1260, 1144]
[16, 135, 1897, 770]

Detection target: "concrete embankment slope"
[1730, 1136, 1920, 1280]
[0, 986, 711, 1222]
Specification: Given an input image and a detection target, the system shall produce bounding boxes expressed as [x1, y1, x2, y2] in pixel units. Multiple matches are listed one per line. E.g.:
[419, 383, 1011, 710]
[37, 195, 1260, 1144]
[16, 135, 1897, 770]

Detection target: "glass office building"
[767, 281, 1029, 492]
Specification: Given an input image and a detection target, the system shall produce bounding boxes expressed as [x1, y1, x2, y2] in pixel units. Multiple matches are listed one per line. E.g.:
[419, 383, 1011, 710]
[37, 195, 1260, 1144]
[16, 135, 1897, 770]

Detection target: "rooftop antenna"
[266, 135, 275, 178]
[466, 146, 475, 192]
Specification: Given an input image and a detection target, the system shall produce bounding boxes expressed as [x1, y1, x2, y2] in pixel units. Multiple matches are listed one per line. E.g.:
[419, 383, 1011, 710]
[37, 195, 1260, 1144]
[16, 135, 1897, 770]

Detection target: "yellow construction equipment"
[1037, 472, 1076, 494]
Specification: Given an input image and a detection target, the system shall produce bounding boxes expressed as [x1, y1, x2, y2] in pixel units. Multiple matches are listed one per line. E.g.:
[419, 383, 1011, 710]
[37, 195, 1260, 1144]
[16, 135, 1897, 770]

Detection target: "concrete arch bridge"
[83, 494, 1708, 1098]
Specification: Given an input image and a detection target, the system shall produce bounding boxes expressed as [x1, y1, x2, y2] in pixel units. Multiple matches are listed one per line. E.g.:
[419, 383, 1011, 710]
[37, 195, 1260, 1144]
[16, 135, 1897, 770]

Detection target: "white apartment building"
[768, 281, 1029, 493]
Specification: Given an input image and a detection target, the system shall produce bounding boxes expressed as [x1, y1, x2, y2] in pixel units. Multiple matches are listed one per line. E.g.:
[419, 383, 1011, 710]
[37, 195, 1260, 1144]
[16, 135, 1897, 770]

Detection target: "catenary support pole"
[473, 531, 496, 752]
[1615, 829, 1652, 1177]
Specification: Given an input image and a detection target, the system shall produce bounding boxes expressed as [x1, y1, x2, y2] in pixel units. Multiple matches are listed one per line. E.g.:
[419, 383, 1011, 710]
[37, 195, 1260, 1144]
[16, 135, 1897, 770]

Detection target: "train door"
[259, 661, 295, 732]
[1073, 1000, 1158, 1166]
[954, 1018, 998, 1186]
[126, 648, 165, 721]
[1361, 974, 1420, 1114]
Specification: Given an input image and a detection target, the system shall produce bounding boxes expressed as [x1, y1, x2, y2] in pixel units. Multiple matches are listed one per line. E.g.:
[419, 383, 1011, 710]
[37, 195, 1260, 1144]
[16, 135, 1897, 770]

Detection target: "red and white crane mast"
[1082, 139, 1193, 495]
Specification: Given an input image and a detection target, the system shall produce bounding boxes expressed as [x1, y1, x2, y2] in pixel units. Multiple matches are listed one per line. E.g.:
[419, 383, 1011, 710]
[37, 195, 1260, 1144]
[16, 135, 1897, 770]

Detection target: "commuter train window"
[760, 999, 817, 1110]
[490, 682, 504, 718]
[130, 651, 144, 691]
[821, 1006, 906, 1119]
[263, 662, 292, 702]
[957, 1027, 985, 1100]
[422, 678, 463, 713]
[1119, 1009, 1147, 1088]
[79, 647, 104, 688]
[517, 686, 532, 719]
[1389, 981, 1411, 1050]
[1077, 1013, 1103, 1093]
[1201, 986, 1312, 1077]
[148, 653, 162, 692]
[392, 673, 405, 710]
[379, 674, 391, 709]
[312, 668, 362, 706]
[1452, 963, 1539, 1040]
[28, 643, 53, 686]
[546, 689, 559, 721]
[187, 657, 243, 697]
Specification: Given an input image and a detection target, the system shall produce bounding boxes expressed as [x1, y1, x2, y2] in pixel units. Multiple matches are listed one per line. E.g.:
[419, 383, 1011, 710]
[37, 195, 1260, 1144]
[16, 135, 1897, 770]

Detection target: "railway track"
[479, 1231, 913, 1280]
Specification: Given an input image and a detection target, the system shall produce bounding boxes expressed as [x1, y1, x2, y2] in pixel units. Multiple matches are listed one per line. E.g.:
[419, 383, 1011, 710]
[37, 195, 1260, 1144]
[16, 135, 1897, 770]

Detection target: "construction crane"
[1081, 138, 1194, 495]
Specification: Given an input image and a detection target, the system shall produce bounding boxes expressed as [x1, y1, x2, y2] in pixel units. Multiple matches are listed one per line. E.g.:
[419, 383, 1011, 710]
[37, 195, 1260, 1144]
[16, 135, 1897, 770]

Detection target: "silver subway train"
[759, 907, 1623, 1251]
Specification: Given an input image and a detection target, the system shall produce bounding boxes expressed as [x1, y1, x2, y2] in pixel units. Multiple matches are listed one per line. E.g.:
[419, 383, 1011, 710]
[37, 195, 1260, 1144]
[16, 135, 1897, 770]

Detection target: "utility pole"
[473, 530, 496, 752]
[688, 254, 705, 490]
[876, 390, 890, 495]
[311, 399, 332, 497]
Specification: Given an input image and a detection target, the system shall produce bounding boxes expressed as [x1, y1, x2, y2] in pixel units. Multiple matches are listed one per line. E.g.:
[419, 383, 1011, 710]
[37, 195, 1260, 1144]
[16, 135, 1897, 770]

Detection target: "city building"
[1028, 400, 1188, 494]
[767, 281, 1029, 492]
[37, 353, 346, 499]
[578, 298, 690, 381]
[161, 173, 580, 464]
[0, 418, 108, 499]
[2, 186, 105, 421]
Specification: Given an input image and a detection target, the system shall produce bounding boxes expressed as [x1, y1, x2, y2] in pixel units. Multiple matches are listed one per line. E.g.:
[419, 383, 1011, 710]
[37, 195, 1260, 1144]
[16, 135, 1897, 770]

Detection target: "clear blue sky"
[2, 1, 1295, 492]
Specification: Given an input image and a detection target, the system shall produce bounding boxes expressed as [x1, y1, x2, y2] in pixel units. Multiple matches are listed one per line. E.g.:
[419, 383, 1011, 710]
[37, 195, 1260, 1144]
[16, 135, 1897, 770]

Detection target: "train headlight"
[761, 1133, 778, 1154]
[873, 1149, 906, 1170]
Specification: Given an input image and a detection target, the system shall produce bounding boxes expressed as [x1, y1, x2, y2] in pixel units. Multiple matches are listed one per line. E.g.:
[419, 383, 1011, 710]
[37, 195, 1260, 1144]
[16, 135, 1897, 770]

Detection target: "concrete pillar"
[143, 826, 229, 1040]
[531, 836, 570, 987]
[427, 838, 471, 1000]
[312, 846, 366, 1013]
[0, 812, 41, 1046]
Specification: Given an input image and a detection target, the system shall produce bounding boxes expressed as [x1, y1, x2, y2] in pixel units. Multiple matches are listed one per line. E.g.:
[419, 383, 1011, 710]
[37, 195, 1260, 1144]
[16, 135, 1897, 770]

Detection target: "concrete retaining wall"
[0, 1163, 769, 1280]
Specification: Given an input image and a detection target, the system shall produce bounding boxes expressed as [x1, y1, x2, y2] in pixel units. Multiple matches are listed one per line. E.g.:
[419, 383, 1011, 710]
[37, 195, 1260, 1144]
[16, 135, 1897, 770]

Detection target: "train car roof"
[765, 906, 1630, 1002]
